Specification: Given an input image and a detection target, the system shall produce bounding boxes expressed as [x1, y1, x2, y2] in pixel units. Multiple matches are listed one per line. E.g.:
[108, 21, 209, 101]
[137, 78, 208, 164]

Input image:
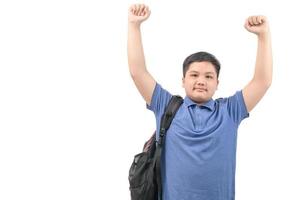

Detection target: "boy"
[128, 4, 272, 200]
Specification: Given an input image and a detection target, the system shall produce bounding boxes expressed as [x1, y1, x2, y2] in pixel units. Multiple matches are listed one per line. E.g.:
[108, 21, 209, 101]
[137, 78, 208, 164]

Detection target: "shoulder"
[146, 83, 173, 114]
[215, 91, 249, 124]
[215, 91, 245, 105]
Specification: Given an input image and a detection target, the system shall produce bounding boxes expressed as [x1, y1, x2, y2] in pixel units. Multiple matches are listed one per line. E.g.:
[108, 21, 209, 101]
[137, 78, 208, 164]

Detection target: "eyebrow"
[189, 71, 215, 75]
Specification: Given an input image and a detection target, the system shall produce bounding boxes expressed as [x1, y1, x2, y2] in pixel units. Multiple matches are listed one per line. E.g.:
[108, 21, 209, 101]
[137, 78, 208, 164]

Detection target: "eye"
[190, 74, 198, 77]
[206, 75, 213, 79]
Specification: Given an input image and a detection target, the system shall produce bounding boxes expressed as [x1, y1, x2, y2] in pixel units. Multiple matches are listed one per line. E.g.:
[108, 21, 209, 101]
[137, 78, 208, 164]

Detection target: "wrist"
[257, 29, 271, 40]
[128, 21, 142, 28]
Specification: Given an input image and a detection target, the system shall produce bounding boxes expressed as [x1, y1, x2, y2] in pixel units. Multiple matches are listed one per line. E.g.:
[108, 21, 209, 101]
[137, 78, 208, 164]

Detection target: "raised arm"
[128, 4, 156, 106]
[242, 15, 273, 112]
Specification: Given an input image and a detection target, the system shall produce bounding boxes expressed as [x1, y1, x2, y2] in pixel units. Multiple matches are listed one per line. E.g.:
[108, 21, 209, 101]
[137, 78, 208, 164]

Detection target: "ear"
[182, 77, 185, 88]
[216, 79, 219, 90]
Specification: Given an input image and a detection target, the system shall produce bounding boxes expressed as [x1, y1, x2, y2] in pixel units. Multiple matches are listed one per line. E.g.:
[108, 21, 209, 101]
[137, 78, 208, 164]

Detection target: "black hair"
[183, 51, 221, 78]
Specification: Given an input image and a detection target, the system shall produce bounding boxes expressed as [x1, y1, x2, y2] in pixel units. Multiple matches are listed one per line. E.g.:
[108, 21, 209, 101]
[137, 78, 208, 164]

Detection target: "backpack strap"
[155, 95, 183, 200]
[158, 95, 183, 145]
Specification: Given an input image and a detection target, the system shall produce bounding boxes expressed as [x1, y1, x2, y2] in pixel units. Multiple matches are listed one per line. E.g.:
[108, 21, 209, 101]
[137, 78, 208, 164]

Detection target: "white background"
[1, 0, 300, 199]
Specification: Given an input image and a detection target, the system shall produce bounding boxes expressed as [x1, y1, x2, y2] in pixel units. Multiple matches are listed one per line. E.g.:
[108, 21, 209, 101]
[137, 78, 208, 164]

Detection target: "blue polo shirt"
[147, 83, 249, 200]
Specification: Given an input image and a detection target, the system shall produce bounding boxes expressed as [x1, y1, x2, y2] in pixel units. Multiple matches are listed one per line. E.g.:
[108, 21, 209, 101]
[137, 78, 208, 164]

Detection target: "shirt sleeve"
[146, 83, 172, 117]
[226, 90, 249, 125]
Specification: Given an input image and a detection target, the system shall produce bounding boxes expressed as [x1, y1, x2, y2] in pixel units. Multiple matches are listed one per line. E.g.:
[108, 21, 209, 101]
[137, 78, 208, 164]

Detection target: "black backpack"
[128, 95, 183, 200]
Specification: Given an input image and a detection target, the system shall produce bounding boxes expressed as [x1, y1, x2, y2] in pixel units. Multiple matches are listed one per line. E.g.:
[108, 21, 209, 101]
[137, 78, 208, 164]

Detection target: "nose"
[196, 76, 206, 86]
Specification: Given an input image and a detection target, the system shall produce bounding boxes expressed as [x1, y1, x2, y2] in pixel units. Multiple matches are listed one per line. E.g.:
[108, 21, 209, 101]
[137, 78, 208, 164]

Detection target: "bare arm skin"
[127, 4, 156, 106]
[242, 15, 273, 112]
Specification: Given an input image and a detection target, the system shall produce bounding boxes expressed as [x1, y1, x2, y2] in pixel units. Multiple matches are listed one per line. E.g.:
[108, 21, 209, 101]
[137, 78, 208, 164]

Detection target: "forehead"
[187, 61, 216, 74]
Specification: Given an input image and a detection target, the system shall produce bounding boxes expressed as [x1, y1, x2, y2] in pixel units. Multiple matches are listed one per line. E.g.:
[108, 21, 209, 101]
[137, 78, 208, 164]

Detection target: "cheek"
[206, 82, 215, 90]
[210, 83, 218, 91]
[183, 79, 190, 87]
[183, 82, 193, 93]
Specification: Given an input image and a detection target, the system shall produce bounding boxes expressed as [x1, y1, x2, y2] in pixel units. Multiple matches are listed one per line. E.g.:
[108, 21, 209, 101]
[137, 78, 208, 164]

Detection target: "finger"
[136, 4, 141, 15]
[250, 16, 256, 25]
[144, 6, 150, 16]
[144, 6, 149, 14]
[138, 5, 145, 16]
[137, 4, 143, 16]
[129, 5, 135, 14]
[245, 20, 253, 31]
[260, 15, 267, 23]
[244, 20, 250, 29]
[134, 4, 139, 15]
[139, 5, 146, 16]
[250, 16, 257, 25]
[253, 16, 260, 25]
[141, 9, 147, 16]
[132, 4, 137, 15]
[246, 17, 251, 26]
[257, 16, 263, 24]
[247, 16, 252, 26]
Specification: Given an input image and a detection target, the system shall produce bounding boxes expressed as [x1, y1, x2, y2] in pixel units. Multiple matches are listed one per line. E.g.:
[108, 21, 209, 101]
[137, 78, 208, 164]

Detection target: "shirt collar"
[184, 96, 215, 111]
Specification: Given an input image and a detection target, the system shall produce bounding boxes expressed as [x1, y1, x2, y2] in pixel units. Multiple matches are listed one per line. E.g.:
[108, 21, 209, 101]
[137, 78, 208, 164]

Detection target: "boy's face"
[182, 61, 219, 105]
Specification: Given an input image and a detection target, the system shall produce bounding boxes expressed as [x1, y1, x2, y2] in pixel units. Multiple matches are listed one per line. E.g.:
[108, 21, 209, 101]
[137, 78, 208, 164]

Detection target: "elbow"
[260, 79, 272, 89]
[128, 65, 138, 78]
[251, 77, 272, 91]
[266, 79, 272, 88]
[253, 75, 272, 89]
[265, 75, 273, 88]
[129, 70, 140, 80]
[261, 79, 272, 90]
[130, 72, 138, 80]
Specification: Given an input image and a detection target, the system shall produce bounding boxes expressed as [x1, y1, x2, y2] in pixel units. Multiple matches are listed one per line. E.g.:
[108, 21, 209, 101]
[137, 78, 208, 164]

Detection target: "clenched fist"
[128, 4, 151, 25]
[244, 15, 270, 36]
